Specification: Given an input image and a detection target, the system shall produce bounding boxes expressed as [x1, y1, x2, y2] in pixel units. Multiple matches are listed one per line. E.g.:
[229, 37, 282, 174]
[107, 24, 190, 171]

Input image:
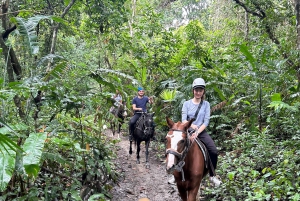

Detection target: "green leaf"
[88, 193, 106, 200]
[291, 193, 300, 201]
[94, 68, 139, 86]
[213, 86, 226, 101]
[159, 89, 176, 102]
[239, 44, 256, 68]
[0, 119, 22, 152]
[23, 132, 47, 178]
[43, 61, 69, 80]
[11, 15, 53, 55]
[271, 93, 281, 101]
[89, 73, 115, 92]
[267, 101, 298, 112]
[0, 143, 16, 192]
[227, 171, 235, 181]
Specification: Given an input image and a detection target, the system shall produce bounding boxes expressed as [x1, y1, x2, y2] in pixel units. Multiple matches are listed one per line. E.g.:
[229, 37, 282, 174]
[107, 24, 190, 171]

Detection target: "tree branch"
[232, 0, 264, 18]
[2, 25, 16, 40]
[233, 0, 292, 65]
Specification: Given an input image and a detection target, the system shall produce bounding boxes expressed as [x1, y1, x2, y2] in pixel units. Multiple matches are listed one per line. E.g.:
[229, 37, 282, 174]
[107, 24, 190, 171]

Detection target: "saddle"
[187, 128, 216, 176]
[134, 114, 153, 137]
[135, 115, 144, 130]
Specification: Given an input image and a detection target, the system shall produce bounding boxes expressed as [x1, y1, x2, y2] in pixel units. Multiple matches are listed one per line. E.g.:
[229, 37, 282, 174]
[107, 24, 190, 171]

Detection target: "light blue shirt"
[181, 100, 210, 128]
[113, 94, 122, 106]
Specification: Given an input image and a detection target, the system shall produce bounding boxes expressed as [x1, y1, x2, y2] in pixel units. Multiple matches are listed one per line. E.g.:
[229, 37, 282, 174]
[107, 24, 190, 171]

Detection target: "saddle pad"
[195, 138, 209, 169]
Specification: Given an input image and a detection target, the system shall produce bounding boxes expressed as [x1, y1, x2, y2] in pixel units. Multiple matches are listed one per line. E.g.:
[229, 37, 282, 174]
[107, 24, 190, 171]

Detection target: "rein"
[135, 114, 153, 135]
[166, 129, 193, 181]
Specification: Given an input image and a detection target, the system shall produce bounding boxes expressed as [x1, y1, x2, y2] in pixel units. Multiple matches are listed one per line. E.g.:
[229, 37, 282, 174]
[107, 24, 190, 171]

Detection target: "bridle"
[135, 113, 154, 136]
[144, 116, 154, 135]
[166, 128, 192, 181]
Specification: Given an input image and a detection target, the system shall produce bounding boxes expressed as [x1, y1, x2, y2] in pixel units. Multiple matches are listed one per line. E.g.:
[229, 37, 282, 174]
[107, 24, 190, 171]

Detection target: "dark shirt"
[132, 96, 149, 113]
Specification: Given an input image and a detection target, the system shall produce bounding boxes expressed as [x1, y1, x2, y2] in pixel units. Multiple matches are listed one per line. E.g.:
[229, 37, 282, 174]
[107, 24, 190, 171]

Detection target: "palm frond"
[89, 73, 115, 91]
[43, 61, 69, 81]
[95, 68, 139, 85]
[159, 89, 177, 102]
[11, 15, 52, 55]
[37, 54, 65, 68]
[0, 118, 22, 152]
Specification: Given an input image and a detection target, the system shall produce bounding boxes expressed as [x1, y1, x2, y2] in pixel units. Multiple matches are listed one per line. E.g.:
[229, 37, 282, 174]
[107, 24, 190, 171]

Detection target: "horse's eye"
[179, 139, 185, 144]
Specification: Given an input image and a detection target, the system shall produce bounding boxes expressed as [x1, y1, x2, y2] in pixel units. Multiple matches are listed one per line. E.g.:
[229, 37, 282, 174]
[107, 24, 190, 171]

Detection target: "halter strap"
[169, 129, 186, 134]
[166, 128, 192, 182]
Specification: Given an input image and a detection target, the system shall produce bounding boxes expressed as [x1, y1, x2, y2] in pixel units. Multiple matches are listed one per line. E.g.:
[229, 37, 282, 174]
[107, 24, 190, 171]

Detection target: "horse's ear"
[166, 117, 174, 128]
[184, 118, 195, 129]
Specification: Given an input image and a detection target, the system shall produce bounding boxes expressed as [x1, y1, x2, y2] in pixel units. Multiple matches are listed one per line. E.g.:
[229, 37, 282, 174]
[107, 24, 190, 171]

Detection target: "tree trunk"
[129, 0, 136, 37]
[46, 0, 76, 72]
[295, 0, 300, 83]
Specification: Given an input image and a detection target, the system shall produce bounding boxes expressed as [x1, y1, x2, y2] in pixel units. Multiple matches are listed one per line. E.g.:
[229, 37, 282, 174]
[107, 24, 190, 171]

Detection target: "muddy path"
[107, 130, 182, 201]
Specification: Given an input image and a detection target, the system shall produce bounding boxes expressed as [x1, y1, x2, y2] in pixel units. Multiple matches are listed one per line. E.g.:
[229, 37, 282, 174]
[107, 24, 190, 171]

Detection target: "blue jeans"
[129, 113, 142, 135]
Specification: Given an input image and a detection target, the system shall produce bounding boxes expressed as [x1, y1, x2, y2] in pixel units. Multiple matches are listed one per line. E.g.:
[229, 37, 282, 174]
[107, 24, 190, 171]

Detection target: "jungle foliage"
[0, 0, 299, 200]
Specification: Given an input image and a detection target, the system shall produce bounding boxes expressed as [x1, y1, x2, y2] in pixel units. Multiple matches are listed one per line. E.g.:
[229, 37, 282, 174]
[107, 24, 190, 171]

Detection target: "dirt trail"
[108, 131, 182, 201]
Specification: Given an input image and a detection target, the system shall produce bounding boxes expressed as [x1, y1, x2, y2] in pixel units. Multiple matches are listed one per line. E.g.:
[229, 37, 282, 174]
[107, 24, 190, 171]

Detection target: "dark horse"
[110, 104, 126, 138]
[165, 117, 208, 201]
[129, 112, 154, 169]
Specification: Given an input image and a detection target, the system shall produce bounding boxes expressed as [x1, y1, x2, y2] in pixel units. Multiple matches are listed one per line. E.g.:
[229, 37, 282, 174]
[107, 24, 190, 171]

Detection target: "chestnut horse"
[165, 117, 208, 201]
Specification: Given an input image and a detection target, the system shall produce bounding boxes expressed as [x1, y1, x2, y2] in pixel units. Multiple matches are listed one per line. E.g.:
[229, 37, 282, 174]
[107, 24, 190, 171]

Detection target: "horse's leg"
[145, 140, 150, 169]
[136, 141, 141, 164]
[117, 118, 123, 139]
[187, 186, 200, 201]
[117, 120, 120, 139]
[111, 121, 115, 137]
[129, 140, 133, 155]
[177, 186, 188, 201]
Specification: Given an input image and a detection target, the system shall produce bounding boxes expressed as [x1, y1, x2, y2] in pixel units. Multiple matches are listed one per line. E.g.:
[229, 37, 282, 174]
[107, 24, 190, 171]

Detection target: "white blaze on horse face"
[166, 130, 183, 169]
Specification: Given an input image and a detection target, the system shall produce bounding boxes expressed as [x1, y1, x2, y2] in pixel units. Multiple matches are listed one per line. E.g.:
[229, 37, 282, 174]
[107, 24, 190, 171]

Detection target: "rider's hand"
[190, 124, 198, 130]
[189, 130, 198, 141]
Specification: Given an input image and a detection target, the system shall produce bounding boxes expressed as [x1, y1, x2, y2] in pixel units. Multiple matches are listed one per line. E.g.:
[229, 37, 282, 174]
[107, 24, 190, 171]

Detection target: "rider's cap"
[138, 86, 144, 91]
[192, 78, 206, 89]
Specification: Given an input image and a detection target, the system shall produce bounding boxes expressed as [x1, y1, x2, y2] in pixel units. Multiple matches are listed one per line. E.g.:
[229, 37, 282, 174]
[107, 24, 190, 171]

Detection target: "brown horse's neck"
[184, 141, 205, 174]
